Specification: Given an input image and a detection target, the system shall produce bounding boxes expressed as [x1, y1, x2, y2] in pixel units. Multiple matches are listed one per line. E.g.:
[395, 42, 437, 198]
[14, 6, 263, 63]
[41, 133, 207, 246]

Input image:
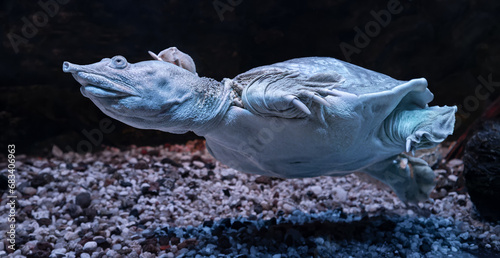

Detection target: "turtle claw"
[287, 96, 311, 115]
[148, 51, 162, 61]
[317, 89, 338, 96]
[312, 95, 331, 107]
[300, 91, 331, 107]
[406, 138, 412, 153]
[406, 138, 416, 155]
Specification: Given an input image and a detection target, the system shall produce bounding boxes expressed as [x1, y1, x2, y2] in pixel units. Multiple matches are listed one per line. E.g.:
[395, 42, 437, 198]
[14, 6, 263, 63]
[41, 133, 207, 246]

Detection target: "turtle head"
[63, 55, 229, 134]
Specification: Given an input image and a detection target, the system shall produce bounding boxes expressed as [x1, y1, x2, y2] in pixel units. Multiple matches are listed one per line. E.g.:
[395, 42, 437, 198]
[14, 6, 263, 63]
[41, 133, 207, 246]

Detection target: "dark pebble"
[212, 226, 224, 237]
[36, 241, 53, 251]
[30, 249, 51, 257]
[306, 190, 315, 198]
[420, 237, 433, 253]
[134, 161, 149, 169]
[140, 217, 155, 225]
[94, 236, 111, 249]
[217, 235, 232, 249]
[120, 181, 132, 187]
[220, 218, 232, 228]
[106, 167, 118, 174]
[30, 241, 53, 257]
[37, 218, 52, 226]
[221, 174, 236, 181]
[231, 221, 246, 230]
[203, 220, 214, 228]
[223, 189, 231, 197]
[255, 176, 273, 185]
[31, 173, 54, 187]
[161, 157, 182, 167]
[143, 243, 159, 254]
[83, 207, 97, 220]
[148, 149, 160, 156]
[248, 215, 258, 220]
[185, 238, 197, 246]
[117, 249, 132, 255]
[0, 174, 8, 190]
[110, 228, 121, 236]
[170, 236, 180, 245]
[159, 236, 169, 246]
[75, 192, 92, 208]
[74, 165, 87, 172]
[15, 234, 30, 247]
[57, 185, 67, 193]
[142, 229, 155, 238]
[177, 241, 188, 250]
[93, 236, 105, 244]
[141, 182, 160, 195]
[129, 208, 140, 217]
[187, 181, 198, 189]
[67, 204, 83, 218]
[253, 203, 263, 214]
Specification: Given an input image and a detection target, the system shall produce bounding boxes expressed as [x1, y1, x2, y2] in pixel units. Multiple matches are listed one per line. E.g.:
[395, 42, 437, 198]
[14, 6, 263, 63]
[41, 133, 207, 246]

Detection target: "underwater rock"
[463, 119, 500, 221]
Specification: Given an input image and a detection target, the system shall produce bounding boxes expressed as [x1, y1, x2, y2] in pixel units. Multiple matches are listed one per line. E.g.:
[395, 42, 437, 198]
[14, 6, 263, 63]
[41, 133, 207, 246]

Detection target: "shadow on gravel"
[155, 209, 495, 257]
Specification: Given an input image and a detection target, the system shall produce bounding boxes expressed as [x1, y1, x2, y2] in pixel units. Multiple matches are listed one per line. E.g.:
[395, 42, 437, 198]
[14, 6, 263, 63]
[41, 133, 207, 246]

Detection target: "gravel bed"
[0, 140, 499, 257]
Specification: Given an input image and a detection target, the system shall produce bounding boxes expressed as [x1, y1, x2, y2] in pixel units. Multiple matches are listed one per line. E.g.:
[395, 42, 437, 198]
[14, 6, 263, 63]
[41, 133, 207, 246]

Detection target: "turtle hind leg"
[361, 154, 436, 203]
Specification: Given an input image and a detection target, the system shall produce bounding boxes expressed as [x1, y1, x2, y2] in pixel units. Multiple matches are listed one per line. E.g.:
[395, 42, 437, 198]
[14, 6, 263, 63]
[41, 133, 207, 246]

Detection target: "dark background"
[1, 0, 499, 155]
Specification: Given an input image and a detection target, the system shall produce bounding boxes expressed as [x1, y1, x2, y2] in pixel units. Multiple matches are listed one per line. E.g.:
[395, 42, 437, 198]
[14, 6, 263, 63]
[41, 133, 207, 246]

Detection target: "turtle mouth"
[74, 72, 138, 98]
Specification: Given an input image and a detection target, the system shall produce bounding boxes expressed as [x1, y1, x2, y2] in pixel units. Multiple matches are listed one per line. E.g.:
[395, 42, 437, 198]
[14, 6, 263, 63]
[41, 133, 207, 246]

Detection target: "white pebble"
[192, 161, 205, 168]
[64, 231, 78, 241]
[332, 187, 347, 201]
[309, 185, 323, 196]
[283, 203, 295, 213]
[83, 241, 97, 252]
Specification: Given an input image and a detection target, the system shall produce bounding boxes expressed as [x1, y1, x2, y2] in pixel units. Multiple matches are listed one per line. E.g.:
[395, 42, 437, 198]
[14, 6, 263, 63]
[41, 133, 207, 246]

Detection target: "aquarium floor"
[0, 140, 498, 257]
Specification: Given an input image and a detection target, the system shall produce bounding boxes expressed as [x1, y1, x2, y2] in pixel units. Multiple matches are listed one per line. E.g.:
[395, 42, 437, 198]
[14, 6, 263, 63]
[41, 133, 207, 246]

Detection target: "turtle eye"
[110, 56, 128, 69]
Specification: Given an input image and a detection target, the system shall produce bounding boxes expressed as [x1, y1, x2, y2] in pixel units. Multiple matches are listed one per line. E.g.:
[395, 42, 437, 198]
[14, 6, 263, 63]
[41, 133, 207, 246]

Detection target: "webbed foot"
[363, 154, 436, 203]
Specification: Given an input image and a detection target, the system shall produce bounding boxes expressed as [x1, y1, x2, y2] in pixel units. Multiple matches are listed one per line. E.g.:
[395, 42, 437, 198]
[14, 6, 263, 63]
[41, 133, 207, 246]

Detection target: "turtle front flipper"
[361, 154, 436, 203]
[240, 70, 353, 118]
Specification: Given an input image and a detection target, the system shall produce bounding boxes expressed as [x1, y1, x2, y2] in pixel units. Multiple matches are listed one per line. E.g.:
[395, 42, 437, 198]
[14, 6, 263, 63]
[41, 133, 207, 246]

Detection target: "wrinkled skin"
[63, 48, 457, 203]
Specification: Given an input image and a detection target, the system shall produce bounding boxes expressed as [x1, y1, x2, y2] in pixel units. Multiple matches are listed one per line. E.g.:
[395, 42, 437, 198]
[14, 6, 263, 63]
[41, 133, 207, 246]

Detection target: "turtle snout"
[63, 62, 88, 86]
[62, 61, 81, 73]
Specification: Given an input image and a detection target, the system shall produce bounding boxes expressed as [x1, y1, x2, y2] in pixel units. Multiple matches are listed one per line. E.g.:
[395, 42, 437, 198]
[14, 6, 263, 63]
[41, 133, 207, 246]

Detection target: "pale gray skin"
[62, 48, 457, 203]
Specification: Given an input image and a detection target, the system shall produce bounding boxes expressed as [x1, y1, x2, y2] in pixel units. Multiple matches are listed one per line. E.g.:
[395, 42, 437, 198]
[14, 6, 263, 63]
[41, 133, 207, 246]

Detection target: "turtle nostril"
[62, 61, 71, 72]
